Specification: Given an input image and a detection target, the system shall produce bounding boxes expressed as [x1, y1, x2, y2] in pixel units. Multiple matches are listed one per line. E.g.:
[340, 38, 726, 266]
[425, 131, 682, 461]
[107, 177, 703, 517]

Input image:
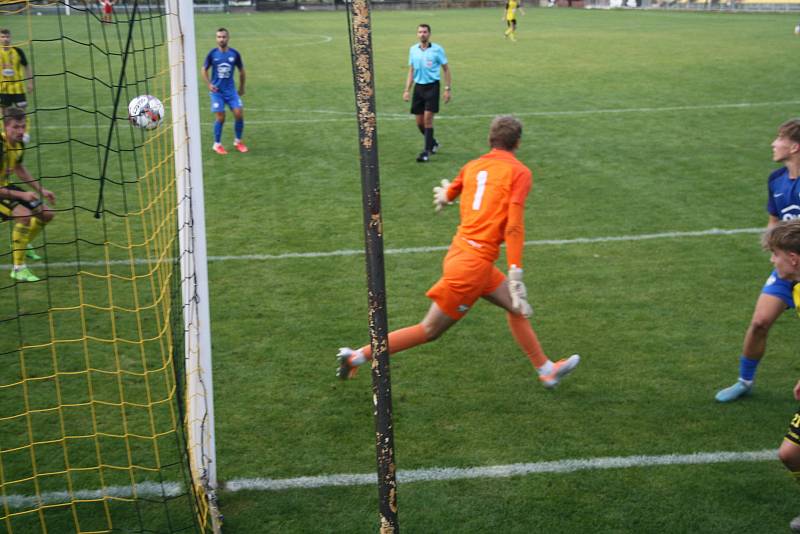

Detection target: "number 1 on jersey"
[472, 170, 488, 211]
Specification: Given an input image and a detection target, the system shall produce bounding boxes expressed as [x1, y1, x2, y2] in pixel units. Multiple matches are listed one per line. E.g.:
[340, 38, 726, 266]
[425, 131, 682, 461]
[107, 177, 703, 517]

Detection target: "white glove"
[433, 179, 452, 212]
[508, 265, 533, 317]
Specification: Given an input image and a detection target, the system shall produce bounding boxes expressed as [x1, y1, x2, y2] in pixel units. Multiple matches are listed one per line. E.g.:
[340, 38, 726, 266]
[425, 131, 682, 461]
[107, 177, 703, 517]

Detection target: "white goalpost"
[167, 0, 221, 529]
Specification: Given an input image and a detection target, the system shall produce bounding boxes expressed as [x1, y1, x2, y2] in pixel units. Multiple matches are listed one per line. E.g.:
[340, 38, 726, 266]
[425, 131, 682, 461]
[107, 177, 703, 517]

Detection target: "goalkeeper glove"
[508, 265, 533, 318]
[433, 179, 452, 212]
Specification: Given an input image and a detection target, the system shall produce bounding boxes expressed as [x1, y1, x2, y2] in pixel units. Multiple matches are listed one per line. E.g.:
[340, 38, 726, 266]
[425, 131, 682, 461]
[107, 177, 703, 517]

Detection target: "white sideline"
[0, 449, 777, 507]
[0, 226, 761, 271]
[226, 449, 778, 492]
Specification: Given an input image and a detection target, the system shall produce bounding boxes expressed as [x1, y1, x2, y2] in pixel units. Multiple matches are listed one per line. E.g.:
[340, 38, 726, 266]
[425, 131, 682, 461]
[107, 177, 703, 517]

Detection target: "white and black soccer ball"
[128, 95, 164, 130]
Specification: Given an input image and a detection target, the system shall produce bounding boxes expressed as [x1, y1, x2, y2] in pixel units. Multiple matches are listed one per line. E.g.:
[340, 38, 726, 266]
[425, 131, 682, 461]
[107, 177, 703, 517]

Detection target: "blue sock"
[739, 355, 760, 382]
[234, 119, 244, 140]
[213, 120, 223, 143]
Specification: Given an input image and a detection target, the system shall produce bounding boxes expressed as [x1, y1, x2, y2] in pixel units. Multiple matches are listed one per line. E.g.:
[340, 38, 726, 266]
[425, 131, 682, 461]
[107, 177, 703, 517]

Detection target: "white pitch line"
[0, 481, 184, 509]
[0, 449, 777, 507]
[32, 100, 800, 129]
[0, 227, 763, 271]
[224, 449, 777, 492]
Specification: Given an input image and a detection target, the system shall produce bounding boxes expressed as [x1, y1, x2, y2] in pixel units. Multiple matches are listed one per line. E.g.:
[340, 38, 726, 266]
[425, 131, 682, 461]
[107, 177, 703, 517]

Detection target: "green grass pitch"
[4, 5, 800, 533]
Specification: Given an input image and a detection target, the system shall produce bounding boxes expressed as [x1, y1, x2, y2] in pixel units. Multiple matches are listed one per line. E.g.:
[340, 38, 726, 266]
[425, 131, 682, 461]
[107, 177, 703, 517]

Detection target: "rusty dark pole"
[345, 1, 399, 532]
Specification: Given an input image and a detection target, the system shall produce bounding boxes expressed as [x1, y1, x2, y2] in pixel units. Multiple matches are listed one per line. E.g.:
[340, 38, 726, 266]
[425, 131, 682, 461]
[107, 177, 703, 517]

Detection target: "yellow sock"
[12, 222, 31, 266]
[27, 217, 43, 243]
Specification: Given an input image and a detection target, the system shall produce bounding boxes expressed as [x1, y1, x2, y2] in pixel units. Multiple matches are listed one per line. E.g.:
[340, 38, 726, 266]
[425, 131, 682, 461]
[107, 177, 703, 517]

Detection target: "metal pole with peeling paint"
[345, 0, 399, 532]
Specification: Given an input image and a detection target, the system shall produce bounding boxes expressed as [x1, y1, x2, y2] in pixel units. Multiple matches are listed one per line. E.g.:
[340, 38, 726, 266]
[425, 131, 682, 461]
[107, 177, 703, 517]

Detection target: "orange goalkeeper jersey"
[446, 148, 532, 265]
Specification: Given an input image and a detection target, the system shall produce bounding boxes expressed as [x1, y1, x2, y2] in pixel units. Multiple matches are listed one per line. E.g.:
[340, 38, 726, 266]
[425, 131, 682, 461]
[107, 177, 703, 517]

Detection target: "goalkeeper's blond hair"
[488, 115, 522, 151]
[763, 220, 800, 255]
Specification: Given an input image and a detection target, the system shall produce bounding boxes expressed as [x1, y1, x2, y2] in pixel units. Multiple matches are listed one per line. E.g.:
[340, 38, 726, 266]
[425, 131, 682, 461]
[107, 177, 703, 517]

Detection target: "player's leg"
[336, 246, 471, 380]
[509, 19, 518, 41]
[779, 409, 800, 531]
[24, 203, 53, 261]
[336, 304, 455, 379]
[410, 85, 430, 162]
[210, 92, 227, 154]
[231, 105, 248, 153]
[716, 277, 789, 402]
[421, 83, 439, 158]
[9, 204, 40, 282]
[483, 276, 580, 388]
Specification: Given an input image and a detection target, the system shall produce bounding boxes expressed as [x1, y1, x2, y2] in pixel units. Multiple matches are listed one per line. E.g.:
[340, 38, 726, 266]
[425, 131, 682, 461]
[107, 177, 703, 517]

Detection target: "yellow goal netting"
[0, 1, 217, 532]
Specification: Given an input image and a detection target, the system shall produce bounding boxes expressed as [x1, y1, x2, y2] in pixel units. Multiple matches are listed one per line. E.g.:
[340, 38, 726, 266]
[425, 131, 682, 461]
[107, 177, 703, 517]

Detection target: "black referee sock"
[417, 124, 425, 135]
[424, 128, 434, 152]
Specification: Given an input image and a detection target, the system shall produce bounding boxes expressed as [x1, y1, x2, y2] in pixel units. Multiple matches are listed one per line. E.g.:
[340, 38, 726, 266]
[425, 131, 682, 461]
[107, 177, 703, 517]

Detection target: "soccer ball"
[128, 95, 164, 130]
[795, 24, 800, 35]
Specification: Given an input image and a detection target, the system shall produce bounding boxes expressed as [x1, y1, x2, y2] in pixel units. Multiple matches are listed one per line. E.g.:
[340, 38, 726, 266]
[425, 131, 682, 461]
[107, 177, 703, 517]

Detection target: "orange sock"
[359, 323, 428, 360]
[506, 313, 548, 368]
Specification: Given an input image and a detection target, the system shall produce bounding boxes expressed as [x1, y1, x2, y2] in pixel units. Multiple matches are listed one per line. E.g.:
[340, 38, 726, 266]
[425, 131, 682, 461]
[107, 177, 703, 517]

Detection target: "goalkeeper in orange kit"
[337, 115, 580, 388]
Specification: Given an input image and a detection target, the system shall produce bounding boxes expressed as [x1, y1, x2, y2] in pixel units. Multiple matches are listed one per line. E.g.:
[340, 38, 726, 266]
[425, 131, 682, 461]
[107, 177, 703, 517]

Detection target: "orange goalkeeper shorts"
[426, 245, 505, 320]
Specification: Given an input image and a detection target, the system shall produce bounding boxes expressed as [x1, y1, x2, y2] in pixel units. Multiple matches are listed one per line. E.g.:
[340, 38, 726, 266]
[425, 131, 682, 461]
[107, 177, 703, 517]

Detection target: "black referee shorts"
[410, 81, 440, 115]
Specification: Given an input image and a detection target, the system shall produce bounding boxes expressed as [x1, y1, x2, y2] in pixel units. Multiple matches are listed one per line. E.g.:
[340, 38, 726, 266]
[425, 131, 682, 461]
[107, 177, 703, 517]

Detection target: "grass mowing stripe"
[224, 449, 777, 492]
[0, 227, 762, 270]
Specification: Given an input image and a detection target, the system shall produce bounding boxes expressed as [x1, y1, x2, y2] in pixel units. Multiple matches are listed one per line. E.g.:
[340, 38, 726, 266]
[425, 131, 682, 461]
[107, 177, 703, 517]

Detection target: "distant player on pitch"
[715, 118, 800, 402]
[202, 28, 248, 155]
[337, 116, 580, 388]
[402, 24, 451, 163]
[759, 220, 800, 532]
[503, 0, 525, 41]
[0, 28, 33, 144]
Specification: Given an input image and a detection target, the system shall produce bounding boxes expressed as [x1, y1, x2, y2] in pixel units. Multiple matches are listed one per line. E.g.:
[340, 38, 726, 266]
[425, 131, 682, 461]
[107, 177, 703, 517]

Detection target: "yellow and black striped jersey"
[0, 46, 28, 95]
[1, 132, 24, 187]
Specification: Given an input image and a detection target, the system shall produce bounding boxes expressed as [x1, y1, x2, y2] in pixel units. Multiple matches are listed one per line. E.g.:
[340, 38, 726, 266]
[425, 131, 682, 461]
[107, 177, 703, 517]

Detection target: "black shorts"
[0, 94, 27, 108]
[411, 81, 440, 115]
[0, 184, 40, 220]
[785, 408, 800, 446]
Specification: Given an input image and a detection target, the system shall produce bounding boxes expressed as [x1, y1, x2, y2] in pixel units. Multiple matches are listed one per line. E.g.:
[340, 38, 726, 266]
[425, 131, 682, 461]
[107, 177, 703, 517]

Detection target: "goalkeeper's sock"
[506, 312, 549, 369]
[213, 120, 224, 144]
[11, 222, 32, 267]
[234, 119, 244, 140]
[359, 324, 428, 360]
[417, 123, 425, 135]
[739, 355, 760, 383]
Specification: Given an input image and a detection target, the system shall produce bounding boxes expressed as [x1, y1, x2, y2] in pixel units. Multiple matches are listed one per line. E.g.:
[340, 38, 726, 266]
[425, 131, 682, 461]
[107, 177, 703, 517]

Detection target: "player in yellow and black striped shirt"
[0, 28, 33, 143]
[1, 107, 55, 282]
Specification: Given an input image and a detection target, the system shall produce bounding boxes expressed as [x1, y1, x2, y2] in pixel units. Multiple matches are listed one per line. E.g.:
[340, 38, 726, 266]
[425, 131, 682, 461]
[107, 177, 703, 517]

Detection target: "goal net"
[0, 0, 218, 532]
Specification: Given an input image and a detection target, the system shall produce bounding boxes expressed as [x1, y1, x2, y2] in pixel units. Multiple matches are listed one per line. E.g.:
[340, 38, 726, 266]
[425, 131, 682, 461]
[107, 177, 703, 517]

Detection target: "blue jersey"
[203, 47, 243, 93]
[408, 43, 447, 85]
[767, 167, 800, 221]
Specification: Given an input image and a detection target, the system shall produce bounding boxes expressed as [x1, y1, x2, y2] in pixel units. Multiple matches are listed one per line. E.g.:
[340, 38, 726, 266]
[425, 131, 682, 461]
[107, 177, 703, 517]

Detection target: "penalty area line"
[224, 449, 777, 492]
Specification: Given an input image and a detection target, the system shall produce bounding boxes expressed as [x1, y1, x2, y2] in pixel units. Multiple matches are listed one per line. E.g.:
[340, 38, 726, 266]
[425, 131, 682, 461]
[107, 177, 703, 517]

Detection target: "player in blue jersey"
[715, 118, 800, 402]
[402, 24, 451, 163]
[202, 28, 247, 155]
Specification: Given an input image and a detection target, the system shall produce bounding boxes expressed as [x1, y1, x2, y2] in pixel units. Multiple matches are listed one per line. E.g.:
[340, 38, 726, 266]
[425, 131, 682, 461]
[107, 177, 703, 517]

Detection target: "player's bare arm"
[201, 67, 217, 93]
[238, 67, 246, 97]
[402, 67, 414, 101]
[15, 163, 55, 205]
[442, 64, 451, 103]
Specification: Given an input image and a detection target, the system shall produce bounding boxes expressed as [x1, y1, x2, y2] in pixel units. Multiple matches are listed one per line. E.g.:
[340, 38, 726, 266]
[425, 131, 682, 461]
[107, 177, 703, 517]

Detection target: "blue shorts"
[762, 268, 796, 308]
[210, 89, 242, 113]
